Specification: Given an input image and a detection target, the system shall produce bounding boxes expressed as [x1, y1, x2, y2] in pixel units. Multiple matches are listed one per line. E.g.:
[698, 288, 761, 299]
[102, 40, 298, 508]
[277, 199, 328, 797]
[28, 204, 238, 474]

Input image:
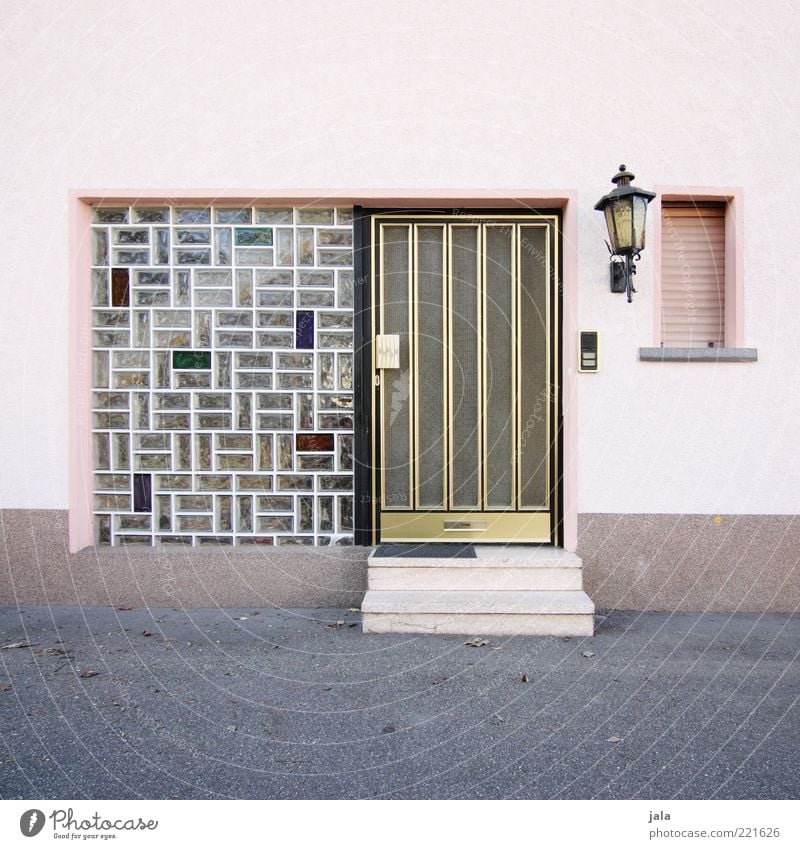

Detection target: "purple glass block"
[133, 473, 152, 513]
[296, 310, 314, 350]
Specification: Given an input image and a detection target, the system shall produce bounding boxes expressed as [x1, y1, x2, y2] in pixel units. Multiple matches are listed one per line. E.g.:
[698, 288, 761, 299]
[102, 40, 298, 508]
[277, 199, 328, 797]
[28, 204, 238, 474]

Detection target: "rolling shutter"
[661, 202, 725, 347]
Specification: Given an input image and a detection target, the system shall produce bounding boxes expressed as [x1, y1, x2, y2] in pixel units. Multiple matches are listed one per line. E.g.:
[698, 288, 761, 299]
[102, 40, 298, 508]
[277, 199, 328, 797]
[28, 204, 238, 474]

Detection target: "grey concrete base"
[638, 347, 757, 362]
[361, 611, 595, 636]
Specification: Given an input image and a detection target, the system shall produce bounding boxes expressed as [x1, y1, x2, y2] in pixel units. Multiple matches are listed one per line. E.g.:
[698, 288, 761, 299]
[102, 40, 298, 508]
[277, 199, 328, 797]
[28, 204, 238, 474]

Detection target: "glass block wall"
[90, 205, 354, 546]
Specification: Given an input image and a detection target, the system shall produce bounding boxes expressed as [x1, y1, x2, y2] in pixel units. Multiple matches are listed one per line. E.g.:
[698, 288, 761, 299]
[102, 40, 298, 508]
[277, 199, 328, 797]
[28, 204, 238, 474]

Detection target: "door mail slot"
[443, 521, 487, 531]
[375, 334, 400, 369]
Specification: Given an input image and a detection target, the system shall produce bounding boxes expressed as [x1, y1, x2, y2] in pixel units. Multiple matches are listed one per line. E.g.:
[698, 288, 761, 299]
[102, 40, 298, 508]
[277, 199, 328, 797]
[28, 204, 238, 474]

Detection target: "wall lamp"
[594, 164, 656, 302]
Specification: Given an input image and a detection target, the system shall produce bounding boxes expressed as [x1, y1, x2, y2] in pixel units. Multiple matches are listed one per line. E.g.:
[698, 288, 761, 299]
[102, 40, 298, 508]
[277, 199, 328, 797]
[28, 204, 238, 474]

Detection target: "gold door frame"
[370, 212, 561, 544]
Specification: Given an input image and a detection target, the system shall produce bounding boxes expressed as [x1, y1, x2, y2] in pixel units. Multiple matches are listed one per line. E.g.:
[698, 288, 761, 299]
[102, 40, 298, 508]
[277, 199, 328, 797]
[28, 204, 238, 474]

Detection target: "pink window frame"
[651, 187, 745, 347]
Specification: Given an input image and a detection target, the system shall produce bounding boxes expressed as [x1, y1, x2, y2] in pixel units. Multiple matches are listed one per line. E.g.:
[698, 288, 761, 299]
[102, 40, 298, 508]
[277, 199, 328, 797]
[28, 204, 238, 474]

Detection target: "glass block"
[179, 515, 213, 532]
[137, 433, 169, 450]
[256, 270, 293, 286]
[94, 494, 130, 510]
[158, 536, 193, 545]
[154, 413, 191, 429]
[197, 392, 231, 409]
[237, 393, 252, 429]
[237, 496, 253, 532]
[156, 229, 170, 264]
[319, 312, 352, 329]
[176, 433, 191, 470]
[237, 352, 272, 368]
[337, 270, 354, 308]
[92, 351, 110, 388]
[276, 228, 293, 266]
[277, 434, 293, 470]
[197, 475, 232, 491]
[256, 332, 293, 348]
[318, 536, 331, 546]
[257, 413, 293, 429]
[319, 332, 352, 349]
[136, 454, 169, 471]
[236, 373, 272, 389]
[92, 269, 109, 306]
[257, 434, 273, 470]
[236, 475, 272, 491]
[157, 496, 172, 531]
[135, 290, 170, 306]
[134, 392, 149, 429]
[216, 352, 231, 388]
[93, 229, 109, 265]
[255, 207, 292, 225]
[133, 473, 152, 512]
[277, 475, 313, 491]
[296, 310, 314, 349]
[217, 495, 233, 532]
[317, 228, 352, 247]
[338, 434, 353, 471]
[114, 433, 130, 469]
[176, 229, 211, 245]
[153, 330, 191, 348]
[93, 432, 111, 470]
[113, 229, 149, 245]
[93, 330, 130, 348]
[114, 250, 150, 265]
[257, 392, 292, 409]
[236, 248, 274, 266]
[93, 310, 129, 328]
[258, 516, 294, 532]
[196, 413, 231, 429]
[338, 495, 354, 531]
[156, 474, 191, 490]
[134, 208, 169, 223]
[299, 290, 335, 308]
[299, 455, 333, 471]
[195, 311, 212, 347]
[298, 393, 313, 429]
[236, 269, 253, 307]
[277, 373, 312, 390]
[237, 536, 273, 545]
[299, 496, 313, 532]
[275, 353, 310, 370]
[296, 229, 313, 265]
[317, 497, 333, 531]
[320, 476, 352, 491]
[115, 535, 152, 546]
[296, 433, 334, 452]
[197, 536, 232, 545]
[96, 515, 111, 545]
[215, 208, 251, 225]
[175, 208, 211, 224]
[177, 495, 212, 510]
[257, 496, 292, 511]
[172, 350, 211, 369]
[93, 391, 129, 409]
[195, 270, 232, 286]
[217, 454, 253, 471]
[337, 354, 353, 390]
[298, 270, 334, 287]
[175, 271, 191, 306]
[297, 208, 334, 225]
[196, 289, 232, 307]
[175, 249, 211, 265]
[257, 289, 292, 307]
[217, 311, 252, 327]
[93, 412, 129, 429]
[135, 270, 170, 286]
[319, 249, 352, 267]
[319, 393, 352, 409]
[134, 311, 150, 348]
[318, 353, 334, 390]
[277, 536, 313, 546]
[218, 434, 252, 450]
[335, 208, 354, 225]
[111, 268, 131, 307]
[155, 309, 191, 328]
[94, 207, 128, 224]
[234, 228, 273, 246]
[257, 311, 293, 328]
[196, 433, 212, 470]
[318, 414, 353, 429]
[94, 473, 130, 490]
[113, 371, 149, 388]
[216, 331, 253, 348]
[154, 352, 171, 388]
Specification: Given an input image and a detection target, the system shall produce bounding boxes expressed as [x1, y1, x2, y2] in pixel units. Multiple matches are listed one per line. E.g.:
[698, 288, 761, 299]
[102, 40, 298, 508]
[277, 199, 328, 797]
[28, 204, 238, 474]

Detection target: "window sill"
[639, 347, 757, 362]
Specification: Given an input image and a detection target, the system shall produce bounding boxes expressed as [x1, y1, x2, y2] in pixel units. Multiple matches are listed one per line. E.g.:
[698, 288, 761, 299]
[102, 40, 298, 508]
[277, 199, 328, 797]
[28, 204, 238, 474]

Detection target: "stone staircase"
[361, 546, 595, 636]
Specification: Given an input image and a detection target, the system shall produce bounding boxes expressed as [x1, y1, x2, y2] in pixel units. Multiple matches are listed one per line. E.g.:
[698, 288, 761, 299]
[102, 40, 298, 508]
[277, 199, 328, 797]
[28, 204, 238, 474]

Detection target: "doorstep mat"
[373, 543, 477, 558]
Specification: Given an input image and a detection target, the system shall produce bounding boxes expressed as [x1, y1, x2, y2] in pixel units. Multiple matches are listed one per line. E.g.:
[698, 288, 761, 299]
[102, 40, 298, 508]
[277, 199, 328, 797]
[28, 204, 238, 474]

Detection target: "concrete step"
[367, 546, 585, 592]
[361, 589, 595, 636]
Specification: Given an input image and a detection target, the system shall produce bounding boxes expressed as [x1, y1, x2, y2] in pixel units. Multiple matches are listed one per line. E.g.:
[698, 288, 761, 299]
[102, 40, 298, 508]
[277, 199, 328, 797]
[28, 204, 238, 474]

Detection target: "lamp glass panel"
[604, 206, 620, 253]
[632, 195, 648, 252]
[610, 197, 633, 251]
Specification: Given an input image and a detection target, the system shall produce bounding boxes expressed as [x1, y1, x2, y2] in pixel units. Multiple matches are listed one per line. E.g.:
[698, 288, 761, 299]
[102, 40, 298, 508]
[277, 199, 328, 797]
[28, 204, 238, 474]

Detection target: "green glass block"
[234, 227, 273, 246]
[172, 350, 211, 370]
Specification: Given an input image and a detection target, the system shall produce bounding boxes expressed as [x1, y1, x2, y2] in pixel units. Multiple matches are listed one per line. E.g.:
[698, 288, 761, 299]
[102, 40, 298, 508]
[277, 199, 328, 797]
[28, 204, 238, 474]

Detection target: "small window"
[660, 201, 726, 347]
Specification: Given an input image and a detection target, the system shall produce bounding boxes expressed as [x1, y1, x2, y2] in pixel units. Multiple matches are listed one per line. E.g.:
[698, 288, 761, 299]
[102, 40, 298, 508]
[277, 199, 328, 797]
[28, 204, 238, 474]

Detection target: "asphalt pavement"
[1, 605, 797, 799]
